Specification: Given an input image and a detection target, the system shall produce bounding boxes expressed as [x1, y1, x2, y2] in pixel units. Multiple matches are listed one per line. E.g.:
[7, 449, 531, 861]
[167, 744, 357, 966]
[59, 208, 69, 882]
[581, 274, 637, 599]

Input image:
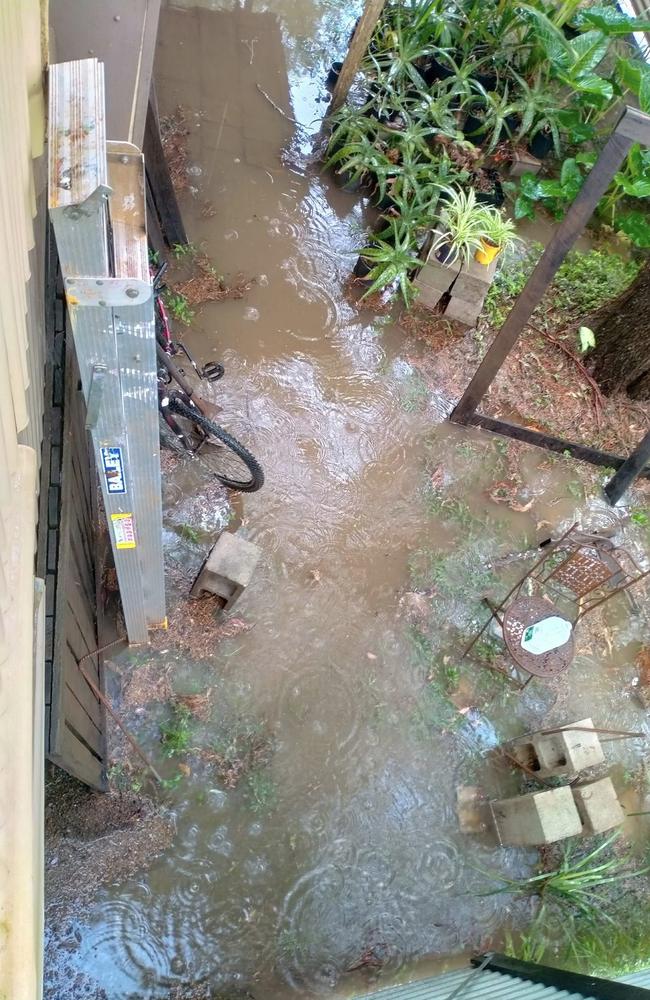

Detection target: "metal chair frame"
[463, 523, 650, 688]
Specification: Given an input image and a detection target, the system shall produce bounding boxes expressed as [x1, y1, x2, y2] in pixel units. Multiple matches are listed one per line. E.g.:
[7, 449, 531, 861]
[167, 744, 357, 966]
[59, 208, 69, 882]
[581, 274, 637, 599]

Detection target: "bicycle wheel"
[168, 395, 265, 493]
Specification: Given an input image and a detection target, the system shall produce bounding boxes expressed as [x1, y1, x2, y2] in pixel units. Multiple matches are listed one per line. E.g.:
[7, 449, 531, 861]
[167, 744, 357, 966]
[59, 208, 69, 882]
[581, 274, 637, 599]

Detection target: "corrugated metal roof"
[351, 965, 650, 1000]
[619, 971, 650, 990]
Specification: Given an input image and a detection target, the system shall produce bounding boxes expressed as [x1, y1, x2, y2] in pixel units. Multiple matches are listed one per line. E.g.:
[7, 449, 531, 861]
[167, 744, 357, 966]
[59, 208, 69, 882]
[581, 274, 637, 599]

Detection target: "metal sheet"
[350, 967, 638, 1000]
[48, 58, 165, 642]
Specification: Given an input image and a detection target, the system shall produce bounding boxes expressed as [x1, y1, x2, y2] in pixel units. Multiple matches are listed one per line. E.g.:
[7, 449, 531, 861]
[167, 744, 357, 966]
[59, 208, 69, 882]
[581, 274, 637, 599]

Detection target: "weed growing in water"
[400, 373, 429, 413]
[210, 714, 274, 788]
[172, 241, 200, 259]
[160, 703, 193, 758]
[179, 523, 201, 544]
[631, 507, 649, 527]
[245, 769, 278, 814]
[163, 289, 195, 325]
[410, 681, 463, 738]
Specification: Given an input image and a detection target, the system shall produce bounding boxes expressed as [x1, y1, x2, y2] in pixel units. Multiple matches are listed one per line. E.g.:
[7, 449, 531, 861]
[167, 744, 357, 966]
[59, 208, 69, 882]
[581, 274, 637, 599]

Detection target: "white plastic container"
[521, 616, 572, 655]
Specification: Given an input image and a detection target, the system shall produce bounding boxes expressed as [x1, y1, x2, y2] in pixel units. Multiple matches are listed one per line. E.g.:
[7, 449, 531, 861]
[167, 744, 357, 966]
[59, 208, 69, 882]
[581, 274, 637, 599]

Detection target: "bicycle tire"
[168, 395, 265, 493]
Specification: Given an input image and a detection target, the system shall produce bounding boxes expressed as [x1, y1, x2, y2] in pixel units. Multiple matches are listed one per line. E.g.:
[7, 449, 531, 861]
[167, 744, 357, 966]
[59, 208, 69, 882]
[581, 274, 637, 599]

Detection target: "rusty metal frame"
[450, 106, 650, 506]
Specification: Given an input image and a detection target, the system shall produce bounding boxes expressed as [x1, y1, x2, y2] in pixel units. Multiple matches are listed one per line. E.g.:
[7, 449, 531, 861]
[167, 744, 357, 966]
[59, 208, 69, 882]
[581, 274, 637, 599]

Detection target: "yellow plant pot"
[475, 238, 501, 266]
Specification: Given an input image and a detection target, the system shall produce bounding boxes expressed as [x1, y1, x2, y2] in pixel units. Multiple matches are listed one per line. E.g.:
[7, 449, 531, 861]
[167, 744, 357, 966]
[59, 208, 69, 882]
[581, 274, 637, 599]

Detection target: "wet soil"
[44, 2, 650, 998]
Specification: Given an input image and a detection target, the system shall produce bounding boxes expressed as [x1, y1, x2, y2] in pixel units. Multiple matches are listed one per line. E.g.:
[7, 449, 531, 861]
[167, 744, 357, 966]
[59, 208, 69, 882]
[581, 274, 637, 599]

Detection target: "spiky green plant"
[479, 832, 649, 920]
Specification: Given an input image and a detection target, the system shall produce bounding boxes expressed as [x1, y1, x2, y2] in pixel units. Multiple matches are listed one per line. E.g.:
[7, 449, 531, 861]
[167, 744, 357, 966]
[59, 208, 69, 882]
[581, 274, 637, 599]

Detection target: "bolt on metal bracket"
[64, 276, 152, 307]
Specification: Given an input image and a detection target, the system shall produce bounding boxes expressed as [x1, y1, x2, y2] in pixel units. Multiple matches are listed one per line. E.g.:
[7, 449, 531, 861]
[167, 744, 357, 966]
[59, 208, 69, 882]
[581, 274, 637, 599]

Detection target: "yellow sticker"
[111, 512, 137, 549]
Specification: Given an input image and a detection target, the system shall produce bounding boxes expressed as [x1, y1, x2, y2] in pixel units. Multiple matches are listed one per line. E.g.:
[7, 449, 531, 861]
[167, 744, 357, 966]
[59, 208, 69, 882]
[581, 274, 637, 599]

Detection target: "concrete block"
[453, 256, 498, 301]
[535, 719, 604, 778]
[572, 777, 624, 836]
[456, 786, 488, 834]
[444, 295, 484, 327]
[508, 719, 604, 779]
[491, 786, 583, 845]
[191, 531, 261, 610]
[417, 254, 461, 293]
[509, 150, 542, 178]
[415, 284, 444, 310]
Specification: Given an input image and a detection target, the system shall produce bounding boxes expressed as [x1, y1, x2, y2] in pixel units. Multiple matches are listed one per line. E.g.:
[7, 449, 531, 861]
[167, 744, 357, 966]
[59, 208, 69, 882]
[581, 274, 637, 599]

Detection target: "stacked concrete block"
[572, 777, 625, 836]
[509, 150, 542, 178]
[509, 719, 604, 780]
[413, 252, 460, 309]
[191, 531, 261, 610]
[444, 256, 498, 327]
[491, 786, 583, 846]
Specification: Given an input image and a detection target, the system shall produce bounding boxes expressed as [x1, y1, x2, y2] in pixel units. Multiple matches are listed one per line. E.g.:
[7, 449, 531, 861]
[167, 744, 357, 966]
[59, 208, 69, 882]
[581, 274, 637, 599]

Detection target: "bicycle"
[152, 263, 264, 493]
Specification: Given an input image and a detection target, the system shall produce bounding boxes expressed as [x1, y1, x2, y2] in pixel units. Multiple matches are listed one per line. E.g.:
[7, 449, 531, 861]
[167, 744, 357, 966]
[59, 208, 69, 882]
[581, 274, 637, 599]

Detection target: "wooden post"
[604, 429, 650, 504]
[451, 123, 634, 424]
[143, 91, 188, 248]
[327, 0, 387, 116]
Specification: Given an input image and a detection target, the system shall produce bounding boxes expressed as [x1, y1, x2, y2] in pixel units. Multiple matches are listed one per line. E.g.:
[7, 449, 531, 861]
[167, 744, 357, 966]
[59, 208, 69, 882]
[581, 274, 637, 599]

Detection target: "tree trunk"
[589, 262, 650, 399]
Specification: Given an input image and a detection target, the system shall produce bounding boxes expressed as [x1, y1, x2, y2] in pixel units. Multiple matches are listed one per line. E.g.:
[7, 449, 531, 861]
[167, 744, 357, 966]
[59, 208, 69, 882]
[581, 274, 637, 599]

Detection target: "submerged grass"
[480, 832, 649, 918]
[160, 703, 194, 758]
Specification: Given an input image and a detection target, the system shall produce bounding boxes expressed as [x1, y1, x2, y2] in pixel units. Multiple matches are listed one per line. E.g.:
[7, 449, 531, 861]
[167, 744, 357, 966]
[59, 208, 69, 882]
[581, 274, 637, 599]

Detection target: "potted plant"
[429, 186, 488, 266]
[355, 218, 420, 306]
[475, 207, 522, 265]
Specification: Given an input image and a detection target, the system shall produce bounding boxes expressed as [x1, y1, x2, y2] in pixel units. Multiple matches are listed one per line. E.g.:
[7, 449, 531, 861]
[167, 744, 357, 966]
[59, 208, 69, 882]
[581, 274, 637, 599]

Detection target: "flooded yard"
[44, 2, 650, 998]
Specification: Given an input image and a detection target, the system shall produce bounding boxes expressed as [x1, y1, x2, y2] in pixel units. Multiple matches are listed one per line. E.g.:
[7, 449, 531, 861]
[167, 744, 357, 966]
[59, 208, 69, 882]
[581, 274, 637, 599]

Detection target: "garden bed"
[324, 0, 650, 308]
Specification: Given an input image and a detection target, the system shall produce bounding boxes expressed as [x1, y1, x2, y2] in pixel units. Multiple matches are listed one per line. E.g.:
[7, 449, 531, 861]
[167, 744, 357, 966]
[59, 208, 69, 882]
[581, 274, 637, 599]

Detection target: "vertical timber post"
[327, 0, 387, 116]
[451, 117, 635, 424]
[604, 429, 650, 504]
[48, 58, 165, 643]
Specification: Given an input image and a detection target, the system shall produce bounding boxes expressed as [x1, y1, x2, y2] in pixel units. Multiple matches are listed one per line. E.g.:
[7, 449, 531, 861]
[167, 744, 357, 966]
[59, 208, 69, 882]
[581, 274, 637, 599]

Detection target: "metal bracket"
[64, 276, 152, 307]
[85, 363, 108, 429]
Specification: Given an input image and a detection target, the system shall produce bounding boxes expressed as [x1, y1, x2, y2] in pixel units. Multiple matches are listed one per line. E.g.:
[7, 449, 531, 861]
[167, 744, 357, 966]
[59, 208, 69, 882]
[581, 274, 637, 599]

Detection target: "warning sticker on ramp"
[111, 512, 136, 549]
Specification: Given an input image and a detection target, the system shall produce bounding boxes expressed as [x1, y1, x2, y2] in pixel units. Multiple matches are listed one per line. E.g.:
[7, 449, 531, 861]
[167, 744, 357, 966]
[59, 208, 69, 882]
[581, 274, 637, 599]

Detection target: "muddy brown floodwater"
[44, 2, 650, 998]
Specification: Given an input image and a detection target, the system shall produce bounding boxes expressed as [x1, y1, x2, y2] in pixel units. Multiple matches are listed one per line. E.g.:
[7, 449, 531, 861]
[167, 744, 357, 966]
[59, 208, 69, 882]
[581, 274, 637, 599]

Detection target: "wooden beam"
[465, 413, 650, 475]
[327, 0, 387, 116]
[605, 428, 650, 502]
[451, 110, 637, 424]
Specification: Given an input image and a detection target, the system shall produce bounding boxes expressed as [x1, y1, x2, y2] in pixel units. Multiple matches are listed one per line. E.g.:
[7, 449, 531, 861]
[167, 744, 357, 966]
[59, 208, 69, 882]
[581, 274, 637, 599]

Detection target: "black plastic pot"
[354, 255, 374, 279]
[435, 243, 454, 264]
[422, 55, 456, 86]
[475, 169, 505, 208]
[528, 129, 554, 160]
[463, 111, 486, 144]
[336, 169, 364, 193]
[474, 71, 498, 93]
[326, 61, 343, 88]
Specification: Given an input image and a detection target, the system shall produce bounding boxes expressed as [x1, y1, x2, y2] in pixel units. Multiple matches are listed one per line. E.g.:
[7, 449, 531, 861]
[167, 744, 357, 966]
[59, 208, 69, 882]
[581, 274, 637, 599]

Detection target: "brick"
[50, 445, 61, 486]
[48, 485, 60, 528]
[491, 786, 583, 845]
[572, 777, 624, 836]
[54, 297, 65, 332]
[47, 529, 58, 573]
